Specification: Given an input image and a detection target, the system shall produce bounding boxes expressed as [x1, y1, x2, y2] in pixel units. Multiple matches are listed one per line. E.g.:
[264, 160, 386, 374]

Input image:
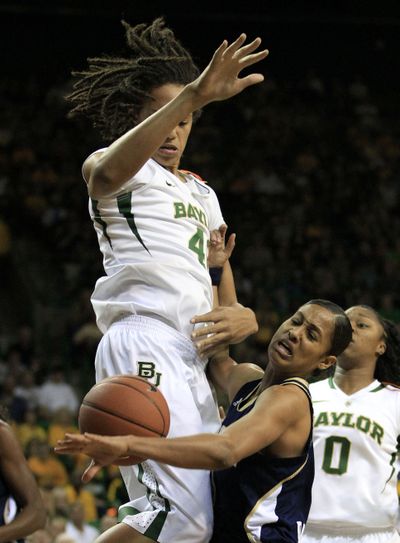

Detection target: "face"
[340, 306, 386, 367]
[137, 83, 193, 173]
[268, 304, 336, 377]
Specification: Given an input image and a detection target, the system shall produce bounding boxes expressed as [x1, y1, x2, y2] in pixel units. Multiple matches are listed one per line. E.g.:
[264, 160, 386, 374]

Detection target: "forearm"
[124, 433, 235, 470]
[90, 84, 204, 193]
[217, 261, 237, 306]
[208, 355, 237, 393]
[0, 504, 46, 543]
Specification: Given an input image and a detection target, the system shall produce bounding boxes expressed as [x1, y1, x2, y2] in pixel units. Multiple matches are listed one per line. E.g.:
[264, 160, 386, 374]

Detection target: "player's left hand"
[55, 433, 137, 482]
[208, 225, 236, 268]
[191, 304, 258, 356]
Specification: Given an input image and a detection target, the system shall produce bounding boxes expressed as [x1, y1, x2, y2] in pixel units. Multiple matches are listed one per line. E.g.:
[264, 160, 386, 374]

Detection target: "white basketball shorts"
[94, 315, 221, 543]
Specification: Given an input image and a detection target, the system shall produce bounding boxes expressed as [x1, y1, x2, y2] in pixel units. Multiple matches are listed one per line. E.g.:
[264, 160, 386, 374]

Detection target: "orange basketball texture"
[78, 375, 170, 464]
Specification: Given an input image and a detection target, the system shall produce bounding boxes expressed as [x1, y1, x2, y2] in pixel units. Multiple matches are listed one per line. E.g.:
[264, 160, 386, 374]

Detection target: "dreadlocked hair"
[66, 17, 200, 142]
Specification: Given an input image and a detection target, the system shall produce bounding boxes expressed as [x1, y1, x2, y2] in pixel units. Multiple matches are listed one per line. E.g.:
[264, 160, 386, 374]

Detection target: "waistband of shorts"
[305, 524, 397, 537]
[110, 314, 205, 365]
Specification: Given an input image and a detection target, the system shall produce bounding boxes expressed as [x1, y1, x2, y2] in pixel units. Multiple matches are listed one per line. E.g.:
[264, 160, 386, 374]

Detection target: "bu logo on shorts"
[137, 361, 162, 386]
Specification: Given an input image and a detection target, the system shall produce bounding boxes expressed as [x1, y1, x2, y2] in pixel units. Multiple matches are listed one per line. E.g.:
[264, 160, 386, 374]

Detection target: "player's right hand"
[188, 34, 269, 108]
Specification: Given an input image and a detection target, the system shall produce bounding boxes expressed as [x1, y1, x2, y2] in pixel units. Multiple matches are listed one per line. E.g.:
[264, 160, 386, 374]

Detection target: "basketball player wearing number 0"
[66, 17, 266, 543]
[303, 305, 400, 543]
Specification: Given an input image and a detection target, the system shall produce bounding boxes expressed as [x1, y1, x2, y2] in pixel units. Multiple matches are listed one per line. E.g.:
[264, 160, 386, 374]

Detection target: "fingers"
[239, 49, 269, 71]
[82, 460, 102, 483]
[211, 39, 229, 62]
[233, 37, 263, 58]
[224, 33, 247, 56]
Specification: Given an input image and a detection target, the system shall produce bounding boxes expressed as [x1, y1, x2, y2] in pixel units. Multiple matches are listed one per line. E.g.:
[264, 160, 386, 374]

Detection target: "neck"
[333, 364, 376, 394]
[261, 365, 301, 391]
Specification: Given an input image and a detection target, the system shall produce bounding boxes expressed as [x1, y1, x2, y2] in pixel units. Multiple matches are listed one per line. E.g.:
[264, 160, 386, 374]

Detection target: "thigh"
[95, 522, 154, 543]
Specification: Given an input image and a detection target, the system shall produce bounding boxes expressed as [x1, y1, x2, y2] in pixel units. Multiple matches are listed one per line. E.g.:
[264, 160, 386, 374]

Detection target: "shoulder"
[179, 169, 207, 183]
[228, 363, 264, 402]
[82, 148, 107, 185]
[254, 382, 310, 424]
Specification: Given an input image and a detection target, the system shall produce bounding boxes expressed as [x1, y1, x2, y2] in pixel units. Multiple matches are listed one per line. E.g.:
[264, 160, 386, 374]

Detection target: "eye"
[291, 318, 301, 325]
[357, 322, 369, 329]
[179, 120, 189, 127]
[307, 328, 317, 341]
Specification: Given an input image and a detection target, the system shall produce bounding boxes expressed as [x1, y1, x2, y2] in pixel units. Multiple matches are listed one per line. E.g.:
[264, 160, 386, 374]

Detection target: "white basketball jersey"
[86, 153, 225, 337]
[307, 377, 400, 530]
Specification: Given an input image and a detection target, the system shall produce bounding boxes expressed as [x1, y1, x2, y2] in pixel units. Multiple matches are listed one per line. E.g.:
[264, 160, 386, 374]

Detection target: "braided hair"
[374, 317, 400, 385]
[66, 18, 200, 142]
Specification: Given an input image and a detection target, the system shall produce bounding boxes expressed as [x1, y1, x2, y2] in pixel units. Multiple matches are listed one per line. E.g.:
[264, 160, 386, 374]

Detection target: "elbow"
[26, 505, 47, 532]
[88, 163, 116, 198]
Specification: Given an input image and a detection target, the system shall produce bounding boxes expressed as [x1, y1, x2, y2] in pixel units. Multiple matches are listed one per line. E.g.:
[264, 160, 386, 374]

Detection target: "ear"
[376, 342, 386, 357]
[317, 355, 337, 371]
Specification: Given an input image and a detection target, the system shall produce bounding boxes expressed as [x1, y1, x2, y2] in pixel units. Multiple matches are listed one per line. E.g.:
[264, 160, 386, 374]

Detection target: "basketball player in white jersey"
[303, 305, 400, 543]
[66, 18, 266, 543]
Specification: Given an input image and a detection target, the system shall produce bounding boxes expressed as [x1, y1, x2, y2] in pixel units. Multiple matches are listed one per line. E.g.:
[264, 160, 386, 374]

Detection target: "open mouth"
[275, 339, 293, 358]
[159, 144, 178, 155]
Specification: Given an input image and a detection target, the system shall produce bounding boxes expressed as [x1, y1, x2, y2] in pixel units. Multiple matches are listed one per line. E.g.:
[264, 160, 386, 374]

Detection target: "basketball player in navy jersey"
[0, 413, 46, 542]
[56, 299, 353, 543]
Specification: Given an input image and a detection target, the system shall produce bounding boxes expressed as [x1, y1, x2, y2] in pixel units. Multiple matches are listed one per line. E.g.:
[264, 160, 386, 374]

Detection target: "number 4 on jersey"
[189, 228, 206, 266]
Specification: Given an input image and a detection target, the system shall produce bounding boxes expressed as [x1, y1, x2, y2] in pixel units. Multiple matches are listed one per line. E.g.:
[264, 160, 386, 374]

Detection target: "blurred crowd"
[0, 52, 400, 541]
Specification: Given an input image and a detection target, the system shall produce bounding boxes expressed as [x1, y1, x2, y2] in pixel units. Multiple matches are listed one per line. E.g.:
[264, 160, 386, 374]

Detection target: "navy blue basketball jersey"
[211, 378, 314, 543]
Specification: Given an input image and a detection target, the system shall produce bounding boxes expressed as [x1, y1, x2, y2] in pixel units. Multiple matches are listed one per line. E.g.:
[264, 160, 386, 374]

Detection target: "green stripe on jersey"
[117, 192, 150, 254]
[91, 198, 112, 248]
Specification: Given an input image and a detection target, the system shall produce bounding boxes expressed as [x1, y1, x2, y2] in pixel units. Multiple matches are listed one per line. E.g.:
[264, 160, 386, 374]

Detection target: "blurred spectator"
[27, 439, 68, 488]
[9, 324, 36, 368]
[37, 366, 79, 419]
[0, 375, 27, 423]
[47, 408, 78, 448]
[64, 501, 99, 543]
[54, 534, 76, 543]
[14, 371, 40, 411]
[46, 514, 67, 541]
[65, 468, 98, 523]
[15, 408, 47, 450]
[26, 529, 52, 543]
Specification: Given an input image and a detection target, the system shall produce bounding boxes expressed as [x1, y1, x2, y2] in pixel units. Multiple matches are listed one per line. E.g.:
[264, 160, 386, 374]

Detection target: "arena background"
[0, 1, 400, 533]
[1, 0, 399, 362]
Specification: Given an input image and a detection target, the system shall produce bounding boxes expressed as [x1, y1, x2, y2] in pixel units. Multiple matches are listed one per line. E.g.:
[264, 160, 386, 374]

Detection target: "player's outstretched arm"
[87, 35, 268, 198]
[0, 422, 46, 542]
[55, 384, 305, 482]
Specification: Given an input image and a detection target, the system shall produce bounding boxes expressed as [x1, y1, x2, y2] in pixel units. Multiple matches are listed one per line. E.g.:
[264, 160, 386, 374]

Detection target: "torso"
[86, 155, 224, 336]
[211, 378, 314, 543]
[307, 377, 400, 531]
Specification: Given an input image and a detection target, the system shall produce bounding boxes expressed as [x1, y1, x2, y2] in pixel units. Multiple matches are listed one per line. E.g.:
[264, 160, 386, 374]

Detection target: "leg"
[95, 523, 154, 543]
[95, 317, 218, 542]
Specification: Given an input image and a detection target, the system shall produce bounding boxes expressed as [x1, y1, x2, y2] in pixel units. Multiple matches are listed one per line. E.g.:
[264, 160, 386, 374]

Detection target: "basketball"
[78, 375, 170, 464]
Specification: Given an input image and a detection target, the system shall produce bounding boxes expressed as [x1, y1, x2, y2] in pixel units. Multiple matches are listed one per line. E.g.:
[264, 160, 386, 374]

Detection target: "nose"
[166, 126, 178, 140]
[288, 328, 300, 343]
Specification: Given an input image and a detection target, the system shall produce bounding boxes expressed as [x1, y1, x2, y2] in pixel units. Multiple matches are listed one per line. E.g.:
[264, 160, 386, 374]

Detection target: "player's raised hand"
[208, 225, 236, 268]
[188, 34, 269, 107]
